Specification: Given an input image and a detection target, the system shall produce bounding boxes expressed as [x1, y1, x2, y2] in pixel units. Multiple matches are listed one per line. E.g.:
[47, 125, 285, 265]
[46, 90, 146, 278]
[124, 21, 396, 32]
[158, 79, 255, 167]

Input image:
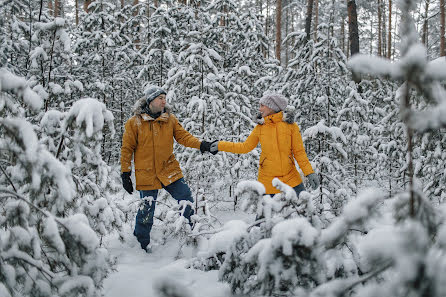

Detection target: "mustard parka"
[218, 111, 314, 194]
[120, 104, 201, 190]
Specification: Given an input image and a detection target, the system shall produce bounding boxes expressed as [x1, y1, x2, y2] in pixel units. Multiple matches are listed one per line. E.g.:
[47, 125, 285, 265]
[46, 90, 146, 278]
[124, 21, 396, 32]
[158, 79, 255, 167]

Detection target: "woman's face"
[259, 104, 275, 118]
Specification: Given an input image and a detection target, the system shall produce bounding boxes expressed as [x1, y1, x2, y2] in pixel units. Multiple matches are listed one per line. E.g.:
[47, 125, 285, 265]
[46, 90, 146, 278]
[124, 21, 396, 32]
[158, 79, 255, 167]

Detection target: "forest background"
[1, 0, 446, 296]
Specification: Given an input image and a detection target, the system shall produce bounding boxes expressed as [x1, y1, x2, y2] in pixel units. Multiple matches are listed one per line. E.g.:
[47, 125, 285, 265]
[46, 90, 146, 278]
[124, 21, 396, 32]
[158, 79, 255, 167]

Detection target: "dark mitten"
[121, 172, 133, 194]
[200, 141, 211, 153]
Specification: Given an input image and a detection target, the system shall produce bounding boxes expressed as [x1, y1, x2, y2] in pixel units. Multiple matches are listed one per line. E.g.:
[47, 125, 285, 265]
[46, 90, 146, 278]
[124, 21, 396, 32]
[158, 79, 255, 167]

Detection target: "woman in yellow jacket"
[206, 93, 319, 196]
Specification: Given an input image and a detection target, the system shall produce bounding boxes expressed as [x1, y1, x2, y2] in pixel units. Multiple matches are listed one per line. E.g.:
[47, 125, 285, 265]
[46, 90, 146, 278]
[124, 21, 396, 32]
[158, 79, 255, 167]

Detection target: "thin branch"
[0, 165, 17, 192]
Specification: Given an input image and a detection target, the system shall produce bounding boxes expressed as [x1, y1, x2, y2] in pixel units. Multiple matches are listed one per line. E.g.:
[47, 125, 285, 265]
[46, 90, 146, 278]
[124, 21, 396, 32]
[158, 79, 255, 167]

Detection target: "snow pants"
[134, 177, 194, 250]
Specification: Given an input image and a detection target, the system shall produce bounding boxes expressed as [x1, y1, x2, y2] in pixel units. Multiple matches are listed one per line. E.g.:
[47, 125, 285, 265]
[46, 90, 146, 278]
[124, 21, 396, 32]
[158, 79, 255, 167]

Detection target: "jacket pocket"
[135, 169, 155, 186]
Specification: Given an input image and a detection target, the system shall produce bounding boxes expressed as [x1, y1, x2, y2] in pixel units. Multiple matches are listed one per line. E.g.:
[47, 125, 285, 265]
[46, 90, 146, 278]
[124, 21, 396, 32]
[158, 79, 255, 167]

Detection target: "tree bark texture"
[276, 0, 282, 62]
[347, 0, 359, 56]
[313, 0, 318, 40]
[75, 0, 79, 25]
[48, 0, 53, 16]
[54, 0, 60, 17]
[422, 0, 429, 46]
[378, 0, 382, 56]
[305, 0, 314, 41]
[387, 0, 392, 59]
[441, 0, 445, 56]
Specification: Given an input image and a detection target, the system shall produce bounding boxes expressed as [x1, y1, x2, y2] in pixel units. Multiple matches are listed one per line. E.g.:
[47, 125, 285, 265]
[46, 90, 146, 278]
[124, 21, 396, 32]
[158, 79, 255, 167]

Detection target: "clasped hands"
[200, 140, 219, 155]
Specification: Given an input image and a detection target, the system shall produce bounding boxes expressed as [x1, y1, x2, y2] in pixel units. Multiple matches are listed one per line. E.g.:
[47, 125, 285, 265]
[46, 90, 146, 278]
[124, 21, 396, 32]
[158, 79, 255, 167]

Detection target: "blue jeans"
[293, 183, 306, 197]
[134, 178, 194, 249]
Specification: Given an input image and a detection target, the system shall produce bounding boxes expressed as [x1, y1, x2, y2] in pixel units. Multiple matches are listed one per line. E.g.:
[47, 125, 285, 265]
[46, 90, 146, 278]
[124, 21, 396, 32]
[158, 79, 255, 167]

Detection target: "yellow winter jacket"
[218, 111, 314, 194]
[120, 110, 201, 190]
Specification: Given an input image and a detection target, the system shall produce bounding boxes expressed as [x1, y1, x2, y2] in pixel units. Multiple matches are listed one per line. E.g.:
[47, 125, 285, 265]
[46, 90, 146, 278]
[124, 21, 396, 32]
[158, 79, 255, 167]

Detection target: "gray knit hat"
[144, 86, 166, 105]
[259, 93, 288, 112]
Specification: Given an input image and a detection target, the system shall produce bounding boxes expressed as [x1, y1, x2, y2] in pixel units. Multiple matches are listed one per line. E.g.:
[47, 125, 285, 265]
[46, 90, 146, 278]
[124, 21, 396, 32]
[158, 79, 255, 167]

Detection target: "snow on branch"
[0, 68, 43, 110]
[64, 98, 115, 138]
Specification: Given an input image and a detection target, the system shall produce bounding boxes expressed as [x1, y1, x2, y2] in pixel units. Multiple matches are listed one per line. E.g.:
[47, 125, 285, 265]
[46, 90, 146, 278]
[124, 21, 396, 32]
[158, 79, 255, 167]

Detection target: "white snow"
[103, 221, 235, 297]
[0, 68, 43, 110]
[198, 220, 248, 258]
[64, 98, 115, 138]
[271, 218, 319, 254]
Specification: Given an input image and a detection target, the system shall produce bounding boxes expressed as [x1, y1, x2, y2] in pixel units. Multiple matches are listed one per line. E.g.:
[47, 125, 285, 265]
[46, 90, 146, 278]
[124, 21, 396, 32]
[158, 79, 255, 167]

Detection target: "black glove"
[121, 172, 133, 194]
[200, 141, 211, 153]
[200, 140, 218, 155]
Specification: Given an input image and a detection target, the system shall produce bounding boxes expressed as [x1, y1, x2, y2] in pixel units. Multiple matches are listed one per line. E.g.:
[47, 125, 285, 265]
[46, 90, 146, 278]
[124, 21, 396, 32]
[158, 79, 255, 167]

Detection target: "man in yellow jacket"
[204, 93, 319, 196]
[120, 87, 215, 253]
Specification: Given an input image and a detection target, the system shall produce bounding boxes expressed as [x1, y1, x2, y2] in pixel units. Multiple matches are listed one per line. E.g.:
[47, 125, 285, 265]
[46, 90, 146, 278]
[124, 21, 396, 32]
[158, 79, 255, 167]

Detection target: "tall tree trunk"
[341, 15, 345, 55]
[154, 0, 159, 7]
[382, 0, 387, 55]
[285, 0, 289, 67]
[266, 0, 270, 58]
[441, 0, 445, 56]
[422, 0, 429, 46]
[387, 0, 392, 59]
[75, 0, 79, 25]
[347, 0, 359, 56]
[370, 12, 373, 54]
[313, 0, 318, 40]
[54, 0, 60, 17]
[276, 0, 282, 62]
[48, 0, 53, 16]
[305, 0, 314, 41]
[378, 0, 382, 56]
[121, 0, 125, 8]
[133, 0, 140, 49]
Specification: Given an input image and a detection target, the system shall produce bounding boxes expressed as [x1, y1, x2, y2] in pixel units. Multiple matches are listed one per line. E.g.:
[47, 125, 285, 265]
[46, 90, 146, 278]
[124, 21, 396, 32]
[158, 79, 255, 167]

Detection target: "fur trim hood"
[132, 97, 172, 117]
[255, 105, 296, 125]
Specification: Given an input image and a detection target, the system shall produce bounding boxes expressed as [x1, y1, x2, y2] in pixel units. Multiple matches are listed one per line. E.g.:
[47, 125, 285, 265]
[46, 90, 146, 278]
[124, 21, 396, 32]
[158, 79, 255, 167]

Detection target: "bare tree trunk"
[313, 0, 318, 40]
[121, 0, 125, 8]
[387, 0, 392, 58]
[378, 0, 382, 56]
[154, 0, 159, 7]
[442, 0, 445, 56]
[276, 0, 282, 62]
[285, 0, 289, 67]
[75, 0, 79, 25]
[341, 15, 345, 54]
[49, 0, 53, 16]
[305, 0, 314, 41]
[347, 0, 359, 56]
[382, 0, 387, 55]
[422, 0, 429, 46]
[370, 12, 373, 54]
[266, 0, 270, 58]
[133, 0, 140, 49]
[54, 0, 60, 17]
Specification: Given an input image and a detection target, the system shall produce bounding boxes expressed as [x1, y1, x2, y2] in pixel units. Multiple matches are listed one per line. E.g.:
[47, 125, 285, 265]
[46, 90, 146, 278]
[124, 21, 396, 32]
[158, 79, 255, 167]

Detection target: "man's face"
[149, 94, 166, 113]
[259, 104, 275, 118]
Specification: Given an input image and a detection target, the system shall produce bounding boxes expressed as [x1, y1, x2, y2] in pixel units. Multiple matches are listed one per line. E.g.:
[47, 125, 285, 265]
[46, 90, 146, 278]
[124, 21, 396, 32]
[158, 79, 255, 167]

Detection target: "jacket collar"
[264, 111, 284, 124]
[141, 110, 170, 122]
[255, 106, 296, 125]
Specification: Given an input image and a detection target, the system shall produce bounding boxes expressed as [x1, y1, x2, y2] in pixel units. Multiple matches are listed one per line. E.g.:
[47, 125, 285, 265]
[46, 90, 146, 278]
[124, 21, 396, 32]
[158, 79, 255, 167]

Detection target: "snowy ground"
[103, 204, 252, 297]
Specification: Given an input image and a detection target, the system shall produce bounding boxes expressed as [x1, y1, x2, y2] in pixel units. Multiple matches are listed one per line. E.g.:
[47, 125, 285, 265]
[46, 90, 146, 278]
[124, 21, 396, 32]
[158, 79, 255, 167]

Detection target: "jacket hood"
[132, 96, 172, 117]
[255, 105, 296, 125]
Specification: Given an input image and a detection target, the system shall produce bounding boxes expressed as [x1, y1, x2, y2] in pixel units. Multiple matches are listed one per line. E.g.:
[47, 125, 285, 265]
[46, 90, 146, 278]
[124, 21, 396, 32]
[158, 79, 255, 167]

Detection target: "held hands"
[121, 172, 133, 194]
[200, 140, 219, 155]
[307, 173, 320, 190]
